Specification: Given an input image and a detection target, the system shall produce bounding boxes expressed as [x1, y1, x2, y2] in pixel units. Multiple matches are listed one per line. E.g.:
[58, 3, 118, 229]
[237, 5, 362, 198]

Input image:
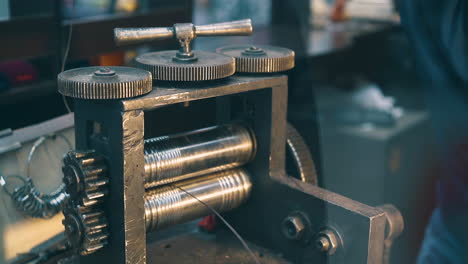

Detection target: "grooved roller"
[144, 168, 252, 232]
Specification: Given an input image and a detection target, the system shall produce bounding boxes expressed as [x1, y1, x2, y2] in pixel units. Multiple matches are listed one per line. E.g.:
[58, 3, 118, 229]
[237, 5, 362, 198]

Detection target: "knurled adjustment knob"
[216, 45, 295, 73]
[114, 19, 253, 81]
[58, 66, 152, 99]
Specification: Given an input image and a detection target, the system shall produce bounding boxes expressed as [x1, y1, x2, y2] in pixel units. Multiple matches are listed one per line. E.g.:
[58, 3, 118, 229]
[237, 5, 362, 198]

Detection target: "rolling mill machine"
[57, 19, 403, 263]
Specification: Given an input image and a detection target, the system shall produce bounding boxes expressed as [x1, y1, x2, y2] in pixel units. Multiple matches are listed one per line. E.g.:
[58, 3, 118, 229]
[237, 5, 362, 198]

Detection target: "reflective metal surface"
[144, 124, 255, 188]
[114, 20, 252, 81]
[216, 45, 295, 73]
[114, 19, 253, 48]
[144, 168, 252, 232]
[57, 66, 152, 100]
[286, 123, 317, 185]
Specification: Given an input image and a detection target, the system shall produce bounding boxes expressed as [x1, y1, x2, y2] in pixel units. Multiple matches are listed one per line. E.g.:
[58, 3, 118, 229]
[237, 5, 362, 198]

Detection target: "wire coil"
[1, 134, 72, 219]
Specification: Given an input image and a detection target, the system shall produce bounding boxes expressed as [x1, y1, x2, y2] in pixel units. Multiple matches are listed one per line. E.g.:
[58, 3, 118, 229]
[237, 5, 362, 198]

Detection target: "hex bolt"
[282, 215, 306, 240]
[316, 229, 340, 255]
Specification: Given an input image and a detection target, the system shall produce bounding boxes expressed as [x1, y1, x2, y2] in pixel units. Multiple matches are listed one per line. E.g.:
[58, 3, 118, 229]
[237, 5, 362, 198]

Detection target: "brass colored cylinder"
[144, 168, 252, 232]
[144, 124, 255, 188]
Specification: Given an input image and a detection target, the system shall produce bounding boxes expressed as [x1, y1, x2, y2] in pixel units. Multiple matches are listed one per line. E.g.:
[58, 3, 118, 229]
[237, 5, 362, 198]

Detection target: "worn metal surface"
[121, 75, 288, 111]
[134, 50, 235, 82]
[145, 168, 251, 232]
[216, 45, 295, 73]
[58, 66, 152, 100]
[286, 123, 317, 185]
[114, 19, 252, 47]
[147, 225, 290, 264]
[73, 104, 147, 263]
[378, 204, 404, 264]
[68, 74, 394, 264]
[144, 124, 255, 188]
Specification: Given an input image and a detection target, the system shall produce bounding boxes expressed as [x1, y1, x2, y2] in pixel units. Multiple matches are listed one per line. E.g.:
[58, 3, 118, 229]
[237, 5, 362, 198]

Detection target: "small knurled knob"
[216, 45, 295, 73]
[114, 20, 253, 81]
[58, 66, 152, 99]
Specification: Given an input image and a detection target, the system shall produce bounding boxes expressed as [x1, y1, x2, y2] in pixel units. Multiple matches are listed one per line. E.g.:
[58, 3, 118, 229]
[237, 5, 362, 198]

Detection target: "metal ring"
[25, 134, 72, 198]
[1, 133, 72, 218]
[26, 134, 73, 181]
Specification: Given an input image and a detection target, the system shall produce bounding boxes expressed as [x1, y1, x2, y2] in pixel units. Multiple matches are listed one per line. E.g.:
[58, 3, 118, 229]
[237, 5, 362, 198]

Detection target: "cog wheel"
[286, 123, 318, 185]
[134, 51, 235, 81]
[216, 45, 295, 73]
[62, 150, 108, 207]
[58, 66, 152, 99]
[62, 204, 109, 256]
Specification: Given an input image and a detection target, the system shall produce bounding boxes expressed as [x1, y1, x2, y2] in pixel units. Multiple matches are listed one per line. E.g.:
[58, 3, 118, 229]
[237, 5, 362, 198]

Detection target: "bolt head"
[282, 216, 306, 240]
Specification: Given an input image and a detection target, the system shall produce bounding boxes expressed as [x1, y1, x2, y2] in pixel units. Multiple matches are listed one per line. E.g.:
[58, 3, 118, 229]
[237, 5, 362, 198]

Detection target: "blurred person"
[337, 0, 467, 262]
[396, 0, 468, 263]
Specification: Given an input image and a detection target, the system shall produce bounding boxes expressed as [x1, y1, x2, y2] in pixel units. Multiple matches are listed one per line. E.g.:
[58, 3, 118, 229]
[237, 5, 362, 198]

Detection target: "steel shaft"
[144, 124, 255, 188]
[144, 168, 252, 232]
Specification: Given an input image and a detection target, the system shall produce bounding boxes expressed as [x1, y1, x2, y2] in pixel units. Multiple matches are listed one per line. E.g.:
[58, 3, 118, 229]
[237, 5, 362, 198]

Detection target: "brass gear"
[134, 51, 235, 81]
[58, 66, 152, 99]
[216, 45, 295, 73]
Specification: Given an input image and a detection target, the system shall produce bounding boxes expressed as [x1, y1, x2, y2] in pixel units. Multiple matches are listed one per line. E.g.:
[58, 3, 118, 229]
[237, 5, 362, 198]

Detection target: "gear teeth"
[134, 50, 235, 81]
[58, 66, 152, 100]
[63, 150, 109, 207]
[62, 150, 109, 256]
[216, 45, 295, 73]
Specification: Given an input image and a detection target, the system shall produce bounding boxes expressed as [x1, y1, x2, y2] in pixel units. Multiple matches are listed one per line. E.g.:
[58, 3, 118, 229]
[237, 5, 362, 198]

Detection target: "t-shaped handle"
[114, 19, 253, 61]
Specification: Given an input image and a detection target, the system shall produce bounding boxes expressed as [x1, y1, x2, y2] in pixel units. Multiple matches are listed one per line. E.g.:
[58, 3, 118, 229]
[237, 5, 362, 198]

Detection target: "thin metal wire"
[173, 184, 262, 264]
[61, 0, 75, 113]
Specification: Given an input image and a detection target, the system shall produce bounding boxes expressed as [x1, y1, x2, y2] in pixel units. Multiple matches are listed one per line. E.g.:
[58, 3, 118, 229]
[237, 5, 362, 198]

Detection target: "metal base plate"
[147, 222, 290, 264]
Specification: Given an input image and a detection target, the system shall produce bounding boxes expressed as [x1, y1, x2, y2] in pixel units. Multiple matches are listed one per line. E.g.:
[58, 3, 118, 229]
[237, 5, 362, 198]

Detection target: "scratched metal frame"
[73, 75, 386, 264]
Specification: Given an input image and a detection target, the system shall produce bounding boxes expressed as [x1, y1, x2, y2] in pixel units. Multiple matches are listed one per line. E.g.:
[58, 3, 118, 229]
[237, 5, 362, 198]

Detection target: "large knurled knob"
[216, 45, 295, 73]
[58, 66, 152, 99]
[114, 20, 253, 81]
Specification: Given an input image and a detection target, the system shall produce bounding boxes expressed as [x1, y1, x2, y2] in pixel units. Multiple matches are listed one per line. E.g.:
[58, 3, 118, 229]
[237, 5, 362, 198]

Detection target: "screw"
[282, 215, 306, 240]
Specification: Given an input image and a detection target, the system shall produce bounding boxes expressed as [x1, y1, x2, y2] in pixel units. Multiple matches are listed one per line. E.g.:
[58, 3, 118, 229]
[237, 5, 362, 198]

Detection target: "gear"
[58, 66, 152, 99]
[62, 204, 109, 256]
[286, 123, 318, 185]
[216, 45, 295, 73]
[134, 51, 235, 81]
[62, 150, 108, 207]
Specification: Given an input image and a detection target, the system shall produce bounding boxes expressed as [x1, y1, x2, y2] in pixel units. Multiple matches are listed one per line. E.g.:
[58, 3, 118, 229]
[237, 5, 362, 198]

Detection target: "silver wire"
[173, 184, 262, 264]
[1, 134, 72, 218]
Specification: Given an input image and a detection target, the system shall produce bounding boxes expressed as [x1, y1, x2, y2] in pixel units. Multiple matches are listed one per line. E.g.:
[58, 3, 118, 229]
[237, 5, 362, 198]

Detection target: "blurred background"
[0, 0, 436, 263]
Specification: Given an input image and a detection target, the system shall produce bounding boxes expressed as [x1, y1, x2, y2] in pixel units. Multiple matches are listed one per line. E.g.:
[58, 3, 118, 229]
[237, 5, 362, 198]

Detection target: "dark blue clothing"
[397, 0, 468, 262]
[417, 209, 464, 264]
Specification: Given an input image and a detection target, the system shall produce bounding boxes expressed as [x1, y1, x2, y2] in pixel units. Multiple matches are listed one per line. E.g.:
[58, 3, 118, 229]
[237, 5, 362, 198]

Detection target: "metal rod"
[144, 168, 252, 232]
[144, 124, 256, 188]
